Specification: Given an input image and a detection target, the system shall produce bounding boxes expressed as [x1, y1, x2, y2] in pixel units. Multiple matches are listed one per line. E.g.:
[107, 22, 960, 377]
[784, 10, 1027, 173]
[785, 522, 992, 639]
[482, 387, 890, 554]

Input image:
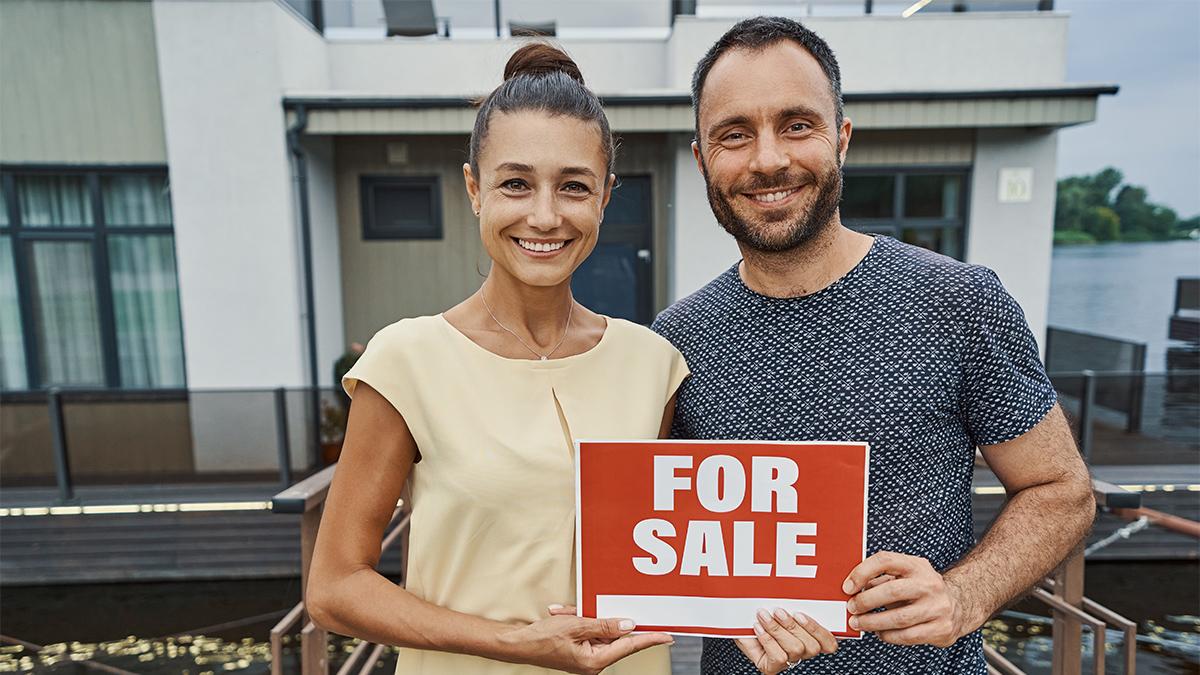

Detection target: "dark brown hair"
[691, 17, 843, 139]
[468, 43, 615, 178]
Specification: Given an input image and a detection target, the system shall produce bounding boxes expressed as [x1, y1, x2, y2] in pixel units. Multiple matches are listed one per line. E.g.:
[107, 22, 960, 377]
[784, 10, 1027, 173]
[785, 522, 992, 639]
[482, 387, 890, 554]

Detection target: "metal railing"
[1049, 370, 1200, 463]
[270, 464, 411, 675]
[271, 469, 1154, 675]
[0, 386, 347, 498]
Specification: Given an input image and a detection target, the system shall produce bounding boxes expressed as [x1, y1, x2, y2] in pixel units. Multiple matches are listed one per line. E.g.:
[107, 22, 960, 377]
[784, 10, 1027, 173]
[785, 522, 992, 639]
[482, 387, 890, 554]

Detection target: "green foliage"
[1054, 167, 1195, 244]
[1081, 206, 1120, 241]
[1053, 229, 1097, 246]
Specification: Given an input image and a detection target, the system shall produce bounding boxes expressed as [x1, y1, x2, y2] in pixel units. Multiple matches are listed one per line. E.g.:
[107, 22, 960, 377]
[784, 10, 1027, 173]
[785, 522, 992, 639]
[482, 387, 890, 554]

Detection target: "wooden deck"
[1, 465, 1195, 585]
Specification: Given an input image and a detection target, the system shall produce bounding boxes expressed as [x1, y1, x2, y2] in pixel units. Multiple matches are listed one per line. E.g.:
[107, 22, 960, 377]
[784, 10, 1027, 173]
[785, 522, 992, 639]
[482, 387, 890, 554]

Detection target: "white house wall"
[669, 13, 1068, 93]
[967, 128, 1059, 353]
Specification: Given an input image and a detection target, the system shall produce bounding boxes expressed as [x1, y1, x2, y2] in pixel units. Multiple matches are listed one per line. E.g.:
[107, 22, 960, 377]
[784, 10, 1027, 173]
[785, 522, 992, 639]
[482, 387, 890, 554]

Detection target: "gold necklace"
[479, 284, 574, 361]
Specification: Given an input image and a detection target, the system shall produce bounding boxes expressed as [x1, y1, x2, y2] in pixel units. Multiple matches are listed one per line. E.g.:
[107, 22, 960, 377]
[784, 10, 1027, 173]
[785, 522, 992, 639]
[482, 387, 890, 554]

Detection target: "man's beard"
[702, 159, 843, 253]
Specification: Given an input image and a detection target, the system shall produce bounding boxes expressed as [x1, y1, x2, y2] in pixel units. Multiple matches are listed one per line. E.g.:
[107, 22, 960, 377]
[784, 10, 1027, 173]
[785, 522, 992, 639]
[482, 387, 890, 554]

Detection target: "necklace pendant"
[540, 355, 548, 361]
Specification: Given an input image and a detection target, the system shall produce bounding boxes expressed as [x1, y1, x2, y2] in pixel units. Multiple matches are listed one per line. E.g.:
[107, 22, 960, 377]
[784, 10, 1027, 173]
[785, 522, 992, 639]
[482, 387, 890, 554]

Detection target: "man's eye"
[724, 132, 746, 142]
[788, 123, 810, 132]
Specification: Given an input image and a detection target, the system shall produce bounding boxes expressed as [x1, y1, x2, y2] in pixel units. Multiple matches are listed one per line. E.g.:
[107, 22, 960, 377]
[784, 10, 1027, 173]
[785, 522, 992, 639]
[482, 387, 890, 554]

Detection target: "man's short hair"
[691, 16, 844, 139]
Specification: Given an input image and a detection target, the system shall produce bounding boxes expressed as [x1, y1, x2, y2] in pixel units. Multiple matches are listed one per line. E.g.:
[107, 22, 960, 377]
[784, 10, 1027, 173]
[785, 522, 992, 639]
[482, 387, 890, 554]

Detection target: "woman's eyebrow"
[494, 162, 534, 173]
[560, 166, 598, 179]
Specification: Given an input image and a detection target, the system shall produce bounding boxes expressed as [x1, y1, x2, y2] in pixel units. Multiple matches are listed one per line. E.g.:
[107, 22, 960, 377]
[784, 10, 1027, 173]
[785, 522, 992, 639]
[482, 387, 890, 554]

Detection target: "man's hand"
[842, 551, 975, 648]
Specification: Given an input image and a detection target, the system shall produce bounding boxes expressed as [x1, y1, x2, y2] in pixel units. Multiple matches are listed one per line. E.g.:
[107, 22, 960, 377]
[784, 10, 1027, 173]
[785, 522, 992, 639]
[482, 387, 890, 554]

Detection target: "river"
[1049, 240, 1200, 371]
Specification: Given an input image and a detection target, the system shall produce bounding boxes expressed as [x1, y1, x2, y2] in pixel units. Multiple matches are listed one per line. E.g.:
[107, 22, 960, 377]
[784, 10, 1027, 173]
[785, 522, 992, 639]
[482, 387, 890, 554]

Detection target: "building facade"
[0, 0, 1113, 411]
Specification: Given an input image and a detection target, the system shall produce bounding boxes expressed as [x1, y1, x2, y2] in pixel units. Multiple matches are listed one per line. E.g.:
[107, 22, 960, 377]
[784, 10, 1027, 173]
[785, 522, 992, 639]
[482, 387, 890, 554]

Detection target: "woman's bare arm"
[306, 382, 671, 674]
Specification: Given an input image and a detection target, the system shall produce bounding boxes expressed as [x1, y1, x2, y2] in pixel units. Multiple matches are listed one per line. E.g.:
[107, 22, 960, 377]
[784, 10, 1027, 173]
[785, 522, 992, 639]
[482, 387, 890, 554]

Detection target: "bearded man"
[651, 16, 1095, 675]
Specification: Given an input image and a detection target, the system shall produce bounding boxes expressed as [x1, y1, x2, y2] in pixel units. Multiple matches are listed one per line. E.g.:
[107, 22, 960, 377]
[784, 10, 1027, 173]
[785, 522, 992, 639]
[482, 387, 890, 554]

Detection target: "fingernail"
[849, 616, 859, 630]
[793, 611, 810, 623]
[753, 622, 764, 635]
[547, 604, 563, 610]
[773, 608, 789, 622]
[618, 619, 635, 631]
[842, 579, 854, 594]
[757, 609, 772, 624]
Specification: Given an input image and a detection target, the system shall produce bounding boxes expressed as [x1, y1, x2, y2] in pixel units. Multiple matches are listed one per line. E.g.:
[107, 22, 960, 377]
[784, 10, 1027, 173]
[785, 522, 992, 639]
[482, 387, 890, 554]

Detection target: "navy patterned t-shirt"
[651, 235, 1057, 675]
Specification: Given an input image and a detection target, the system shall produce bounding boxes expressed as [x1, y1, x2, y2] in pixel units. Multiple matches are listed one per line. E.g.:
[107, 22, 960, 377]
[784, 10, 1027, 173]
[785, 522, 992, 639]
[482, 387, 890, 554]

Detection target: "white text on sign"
[632, 455, 818, 578]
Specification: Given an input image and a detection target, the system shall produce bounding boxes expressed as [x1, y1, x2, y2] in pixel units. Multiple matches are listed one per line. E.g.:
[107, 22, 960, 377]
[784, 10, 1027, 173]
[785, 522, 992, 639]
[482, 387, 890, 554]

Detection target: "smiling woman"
[303, 44, 691, 675]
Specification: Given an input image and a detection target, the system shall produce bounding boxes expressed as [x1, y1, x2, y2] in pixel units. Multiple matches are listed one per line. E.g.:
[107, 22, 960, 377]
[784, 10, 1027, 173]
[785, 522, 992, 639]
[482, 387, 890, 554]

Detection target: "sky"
[1055, 0, 1200, 218]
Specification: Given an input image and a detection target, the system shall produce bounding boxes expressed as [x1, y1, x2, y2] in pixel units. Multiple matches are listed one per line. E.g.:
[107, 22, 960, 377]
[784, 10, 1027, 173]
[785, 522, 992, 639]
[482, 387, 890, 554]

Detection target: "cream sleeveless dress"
[342, 314, 690, 675]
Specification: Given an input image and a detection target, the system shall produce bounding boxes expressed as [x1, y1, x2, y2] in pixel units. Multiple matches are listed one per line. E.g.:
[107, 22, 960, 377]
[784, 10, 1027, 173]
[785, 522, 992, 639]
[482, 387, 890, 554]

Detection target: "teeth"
[751, 189, 796, 204]
[517, 239, 566, 252]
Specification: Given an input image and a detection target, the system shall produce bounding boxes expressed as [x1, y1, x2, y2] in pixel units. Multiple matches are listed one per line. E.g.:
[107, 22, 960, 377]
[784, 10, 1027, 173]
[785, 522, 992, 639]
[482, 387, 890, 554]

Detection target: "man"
[651, 16, 1095, 675]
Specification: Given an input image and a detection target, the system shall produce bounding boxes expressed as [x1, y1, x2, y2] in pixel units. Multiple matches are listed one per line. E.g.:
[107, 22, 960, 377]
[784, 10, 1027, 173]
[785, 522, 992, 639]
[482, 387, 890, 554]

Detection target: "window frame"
[0, 164, 184, 391]
[841, 165, 972, 260]
[359, 175, 443, 241]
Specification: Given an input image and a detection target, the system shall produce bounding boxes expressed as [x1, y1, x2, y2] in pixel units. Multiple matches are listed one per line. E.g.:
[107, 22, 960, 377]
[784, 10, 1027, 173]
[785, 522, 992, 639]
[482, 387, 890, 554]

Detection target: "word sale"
[632, 454, 819, 577]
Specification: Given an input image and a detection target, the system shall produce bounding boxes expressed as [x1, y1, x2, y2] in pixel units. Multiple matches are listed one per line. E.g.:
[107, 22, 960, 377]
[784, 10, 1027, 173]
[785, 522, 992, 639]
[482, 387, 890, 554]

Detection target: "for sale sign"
[574, 440, 869, 638]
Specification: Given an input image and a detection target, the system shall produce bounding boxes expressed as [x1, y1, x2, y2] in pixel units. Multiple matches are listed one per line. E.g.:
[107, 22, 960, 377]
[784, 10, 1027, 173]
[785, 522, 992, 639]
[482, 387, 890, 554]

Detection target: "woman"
[306, 44, 833, 675]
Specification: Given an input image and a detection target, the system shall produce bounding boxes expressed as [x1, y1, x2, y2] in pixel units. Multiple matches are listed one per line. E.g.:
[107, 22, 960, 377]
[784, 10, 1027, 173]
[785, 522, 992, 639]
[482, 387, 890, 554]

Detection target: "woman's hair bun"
[503, 43, 585, 86]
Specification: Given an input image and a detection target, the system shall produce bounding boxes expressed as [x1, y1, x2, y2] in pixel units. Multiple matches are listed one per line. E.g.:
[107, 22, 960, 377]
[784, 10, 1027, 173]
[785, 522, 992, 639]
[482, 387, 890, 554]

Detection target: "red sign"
[575, 440, 869, 638]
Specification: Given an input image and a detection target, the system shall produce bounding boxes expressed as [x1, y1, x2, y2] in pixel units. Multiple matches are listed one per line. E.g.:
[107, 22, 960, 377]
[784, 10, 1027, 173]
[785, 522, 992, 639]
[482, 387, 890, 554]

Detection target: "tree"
[1081, 205, 1120, 242]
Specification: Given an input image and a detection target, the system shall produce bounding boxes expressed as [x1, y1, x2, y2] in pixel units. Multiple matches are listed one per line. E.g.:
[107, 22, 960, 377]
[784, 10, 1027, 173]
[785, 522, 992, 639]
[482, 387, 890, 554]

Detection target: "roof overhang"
[284, 84, 1118, 135]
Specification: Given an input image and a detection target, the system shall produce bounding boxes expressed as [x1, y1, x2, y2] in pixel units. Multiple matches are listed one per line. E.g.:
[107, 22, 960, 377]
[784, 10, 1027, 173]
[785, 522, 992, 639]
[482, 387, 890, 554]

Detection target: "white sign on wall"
[998, 167, 1034, 203]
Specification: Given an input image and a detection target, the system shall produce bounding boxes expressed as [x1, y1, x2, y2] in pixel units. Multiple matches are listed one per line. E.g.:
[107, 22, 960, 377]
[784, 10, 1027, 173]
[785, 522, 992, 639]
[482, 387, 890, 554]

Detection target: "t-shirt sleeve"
[959, 268, 1058, 447]
[666, 345, 691, 402]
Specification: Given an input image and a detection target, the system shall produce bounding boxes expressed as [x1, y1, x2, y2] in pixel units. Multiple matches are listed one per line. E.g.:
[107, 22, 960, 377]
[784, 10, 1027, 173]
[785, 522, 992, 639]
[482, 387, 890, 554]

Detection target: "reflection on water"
[2, 618, 1197, 674]
[985, 611, 1200, 674]
[1050, 240, 1200, 371]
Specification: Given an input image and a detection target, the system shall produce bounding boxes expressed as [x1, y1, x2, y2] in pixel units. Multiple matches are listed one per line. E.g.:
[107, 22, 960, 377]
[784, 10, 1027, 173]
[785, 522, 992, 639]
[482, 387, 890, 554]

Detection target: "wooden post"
[1051, 547, 1085, 674]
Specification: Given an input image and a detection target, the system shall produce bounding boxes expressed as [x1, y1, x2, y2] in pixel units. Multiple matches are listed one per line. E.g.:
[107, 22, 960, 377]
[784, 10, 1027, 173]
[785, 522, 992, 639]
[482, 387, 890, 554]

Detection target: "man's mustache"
[727, 172, 813, 194]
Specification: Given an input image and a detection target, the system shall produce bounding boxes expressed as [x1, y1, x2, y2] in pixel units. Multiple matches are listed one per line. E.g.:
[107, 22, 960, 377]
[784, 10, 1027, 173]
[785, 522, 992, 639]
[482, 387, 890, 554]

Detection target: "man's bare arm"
[943, 403, 1095, 633]
[844, 404, 1095, 646]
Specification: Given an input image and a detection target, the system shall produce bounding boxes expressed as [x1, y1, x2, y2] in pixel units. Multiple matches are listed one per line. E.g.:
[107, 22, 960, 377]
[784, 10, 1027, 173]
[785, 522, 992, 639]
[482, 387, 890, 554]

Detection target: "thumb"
[579, 617, 635, 639]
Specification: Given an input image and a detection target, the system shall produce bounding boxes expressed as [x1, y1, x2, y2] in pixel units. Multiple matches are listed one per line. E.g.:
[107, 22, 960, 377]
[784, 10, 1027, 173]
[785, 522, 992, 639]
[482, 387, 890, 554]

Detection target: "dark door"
[572, 175, 653, 324]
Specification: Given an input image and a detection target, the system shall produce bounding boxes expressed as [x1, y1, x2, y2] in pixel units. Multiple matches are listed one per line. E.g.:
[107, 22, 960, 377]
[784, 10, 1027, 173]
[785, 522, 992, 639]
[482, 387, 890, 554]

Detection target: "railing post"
[47, 387, 75, 504]
[1051, 546, 1086, 675]
[1078, 370, 1096, 461]
[275, 387, 293, 489]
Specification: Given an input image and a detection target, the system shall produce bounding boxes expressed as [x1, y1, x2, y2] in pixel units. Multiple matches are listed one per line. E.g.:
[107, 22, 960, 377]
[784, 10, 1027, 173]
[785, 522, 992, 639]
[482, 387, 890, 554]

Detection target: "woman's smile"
[513, 236, 575, 258]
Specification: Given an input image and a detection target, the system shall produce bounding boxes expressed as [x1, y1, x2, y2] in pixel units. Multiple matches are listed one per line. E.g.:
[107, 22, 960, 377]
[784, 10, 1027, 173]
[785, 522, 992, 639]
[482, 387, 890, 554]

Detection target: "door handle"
[637, 249, 652, 262]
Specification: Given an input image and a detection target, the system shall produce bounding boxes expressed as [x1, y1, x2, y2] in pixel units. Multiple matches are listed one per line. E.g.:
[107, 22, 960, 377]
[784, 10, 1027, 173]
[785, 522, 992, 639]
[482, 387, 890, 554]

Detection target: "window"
[360, 175, 442, 240]
[0, 168, 186, 390]
[841, 170, 968, 260]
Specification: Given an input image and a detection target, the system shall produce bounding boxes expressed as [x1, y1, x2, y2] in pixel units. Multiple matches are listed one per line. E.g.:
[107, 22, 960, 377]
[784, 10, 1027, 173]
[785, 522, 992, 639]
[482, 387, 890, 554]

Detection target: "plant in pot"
[321, 343, 365, 465]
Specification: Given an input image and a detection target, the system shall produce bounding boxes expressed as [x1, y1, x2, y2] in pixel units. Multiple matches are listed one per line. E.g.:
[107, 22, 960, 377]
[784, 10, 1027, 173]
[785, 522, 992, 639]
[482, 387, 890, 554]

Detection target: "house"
[0, 0, 1114, 474]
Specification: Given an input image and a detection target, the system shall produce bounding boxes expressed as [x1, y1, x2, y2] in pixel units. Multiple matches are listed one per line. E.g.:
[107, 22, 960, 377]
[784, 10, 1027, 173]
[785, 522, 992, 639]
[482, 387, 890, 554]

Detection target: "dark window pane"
[901, 226, 962, 260]
[361, 176, 442, 240]
[841, 175, 894, 219]
[103, 174, 173, 226]
[29, 241, 105, 386]
[109, 235, 186, 387]
[0, 236, 26, 389]
[0, 187, 8, 226]
[904, 174, 961, 219]
[17, 175, 94, 227]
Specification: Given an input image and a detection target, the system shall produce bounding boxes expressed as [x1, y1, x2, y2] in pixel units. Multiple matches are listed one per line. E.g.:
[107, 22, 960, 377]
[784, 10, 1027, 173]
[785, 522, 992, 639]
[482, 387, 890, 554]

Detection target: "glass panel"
[108, 235, 186, 388]
[902, 226, 962, 260]
[102, 174, 173, 227]
[0, 236, 27, 389]
[29, 241, 105, 386]
[0, 185, 9, 225]
[841, 175, 894, 219]
[16, 175, 93, 227]
[904, 174, 962, 219]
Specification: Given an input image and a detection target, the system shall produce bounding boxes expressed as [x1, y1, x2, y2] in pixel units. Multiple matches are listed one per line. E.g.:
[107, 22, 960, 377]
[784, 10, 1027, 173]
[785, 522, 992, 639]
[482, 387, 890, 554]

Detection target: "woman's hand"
[499, 608, 673, 675]
[735, 609, 838, 674]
